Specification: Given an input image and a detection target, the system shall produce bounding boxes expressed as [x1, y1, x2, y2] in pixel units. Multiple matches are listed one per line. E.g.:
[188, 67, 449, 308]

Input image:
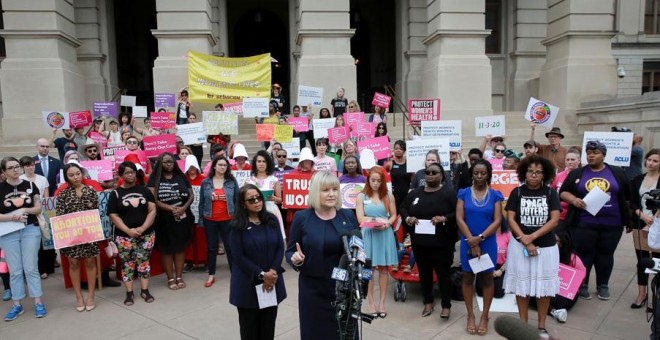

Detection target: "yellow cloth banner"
[187, 51, 272, 103]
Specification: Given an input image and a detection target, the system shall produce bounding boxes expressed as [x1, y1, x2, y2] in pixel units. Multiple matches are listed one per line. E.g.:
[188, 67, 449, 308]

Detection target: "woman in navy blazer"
[286, 171, 359, 340]
[229, 184, 286, 340]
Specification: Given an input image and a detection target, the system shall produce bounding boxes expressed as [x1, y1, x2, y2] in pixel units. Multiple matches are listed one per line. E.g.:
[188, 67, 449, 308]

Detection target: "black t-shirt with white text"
[107, 185, 156, 237]
[331, 98, 349, 117]
[505, 185, 560, 247]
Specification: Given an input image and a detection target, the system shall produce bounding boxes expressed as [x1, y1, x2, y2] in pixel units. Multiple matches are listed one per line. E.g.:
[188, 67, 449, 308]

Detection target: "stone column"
[398, 0, 427, 101]
[539, 0, 617, 132]
[422, 0, 492, 134]
[74, 0, 112, 103]
[152, 0, 217, 100]
[295, 0, 356, 107]
[0, 0, 86, 145]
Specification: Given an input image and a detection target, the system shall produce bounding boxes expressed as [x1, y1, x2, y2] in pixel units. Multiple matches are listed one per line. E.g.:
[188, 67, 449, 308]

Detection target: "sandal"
[477, 316, 489, 335]
[167, 279, 178, 290]
[124, 291, 134, 306]
[466, 315, 477, 335]
[141, 289, 155, 303]
[377, 311, 387, 319]
[176, 277, 187, 289]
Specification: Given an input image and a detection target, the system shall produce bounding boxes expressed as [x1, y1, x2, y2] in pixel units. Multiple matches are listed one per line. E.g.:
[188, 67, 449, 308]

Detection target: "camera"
[617, 66, 626, 78]
[611, 126, 632, 133]
[645, 189, 660, 214]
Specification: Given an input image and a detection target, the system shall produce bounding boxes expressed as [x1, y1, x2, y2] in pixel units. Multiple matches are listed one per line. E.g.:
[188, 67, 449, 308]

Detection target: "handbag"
[104, 190, 120, 258]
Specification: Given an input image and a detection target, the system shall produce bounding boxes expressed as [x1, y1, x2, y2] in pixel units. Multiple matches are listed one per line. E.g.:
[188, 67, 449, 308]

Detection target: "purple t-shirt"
[339, 174, 366, 184]
[577, 166, 621, 226]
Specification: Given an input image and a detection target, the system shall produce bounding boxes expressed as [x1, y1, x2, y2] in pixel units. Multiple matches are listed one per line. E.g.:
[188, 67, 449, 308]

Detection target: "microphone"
[341, 233, 352, 258]
[348, 229, 366, 264]
[332, 254, 350, 282]
[641, 257, 660, 272]
[494, 315, 546, 340]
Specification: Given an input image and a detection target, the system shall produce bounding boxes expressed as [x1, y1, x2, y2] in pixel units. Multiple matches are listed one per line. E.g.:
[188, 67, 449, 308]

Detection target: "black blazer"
[630, 173, 660, 229]
[33, 155, 63, 196]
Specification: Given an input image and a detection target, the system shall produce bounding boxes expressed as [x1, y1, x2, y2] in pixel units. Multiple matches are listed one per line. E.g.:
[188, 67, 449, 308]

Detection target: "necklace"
[471, 186, 489, 208]
[248, 218, 261, 225]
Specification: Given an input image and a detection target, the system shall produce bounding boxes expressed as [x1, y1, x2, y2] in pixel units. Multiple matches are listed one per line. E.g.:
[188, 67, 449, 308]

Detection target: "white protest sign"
[312, 118, 336, 138]
[190, 186, 201, 222]
[132, 106, 148, 118]
[120, 95, 136, 107]
[281, 137, 301, 158]
[42, 111, 70, 129]
[202, 111, 238, 135]
[297, 85, 324, 107]
[581, 131, 634, 167]
[421, 120, 462, 151]
[524, 97, 559, 129]
[474, 115, 505, 137]
[242, 98, 270, 118]
[232, 170, 251, 188]
[176, 122, 207, 145]
[406, 138, 451, 173]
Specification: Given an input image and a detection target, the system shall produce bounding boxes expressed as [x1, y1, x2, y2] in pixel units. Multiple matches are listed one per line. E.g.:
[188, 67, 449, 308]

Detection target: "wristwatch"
[479, 234, 485, 241]
[258, 271, 265, 280]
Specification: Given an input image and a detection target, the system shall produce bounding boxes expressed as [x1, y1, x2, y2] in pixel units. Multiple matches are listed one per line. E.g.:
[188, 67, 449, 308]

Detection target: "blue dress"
[458, 187, 504, 273]
[360, 193, 398, 266]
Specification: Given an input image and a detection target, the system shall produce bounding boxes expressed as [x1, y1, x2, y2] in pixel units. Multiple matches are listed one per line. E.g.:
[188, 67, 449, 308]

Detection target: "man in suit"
[34, 138, 63, 197]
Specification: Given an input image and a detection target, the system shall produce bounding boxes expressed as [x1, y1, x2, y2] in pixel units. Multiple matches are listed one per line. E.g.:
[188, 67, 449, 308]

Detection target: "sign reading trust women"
[187, 51, 272, 103]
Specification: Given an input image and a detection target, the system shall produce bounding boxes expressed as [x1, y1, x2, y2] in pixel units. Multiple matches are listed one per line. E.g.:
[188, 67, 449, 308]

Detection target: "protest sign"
[357, 136, 391, 160]
[88, 131, 107, 147]
[355, 122, 374, 138]
[232, 170, 251, 188]
[581, 131, 634, 167]
[274, 125, 294, 143]
[150, 112, 176, 129]
[408, 99, 440, 126]
[371, 92, 391, 108]
[297, 85, 324, 106]
[282, 173, 313, 209]
[203, 111, 238, 135]
[143, 134, 177, 158]
[421, 120, 462, 151]
[223, 102, 243, 114]
[113, 150, 149, 171]
[42, 111, 70, 129]
[176, 122, 207, 145]
[40, 197, 57, 250]
[101, 145, 127, 167]
[69, 110, 92, 128]
[490, 170, 519, 200]
[97, 191, 113, 238]
[328, 126, 350, 145]
[287, 117, 309, 132]
[406, 138, 450, 173]
[93, 102, 117, 118]
[345, 112, 365, 126]
[80, 160, 114, 181]
[525, 97, 559, 129]
[120, 95, 136, 107]
[313, 118, 336, 138]
[256, 124, 276, 141]
[132, 106, 148, 118]
[558, 263, 586, 299]
[475, 115, 505, 137]
[243, 97, 270, 118]
[281, 137, 301, 158]
[340, 183, 365, 209]
[190, 186, 201, 222]
[273, 170, 293, 187]
[154, 93, 176, 108]
[50, 209, 105, 250]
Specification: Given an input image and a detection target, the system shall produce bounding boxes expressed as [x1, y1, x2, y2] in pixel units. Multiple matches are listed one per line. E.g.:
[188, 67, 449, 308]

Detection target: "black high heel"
[631, 296, 648, 309]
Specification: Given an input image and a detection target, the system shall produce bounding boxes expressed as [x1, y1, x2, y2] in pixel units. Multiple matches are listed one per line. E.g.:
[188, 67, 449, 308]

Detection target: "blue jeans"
[203, 219, 232, 275]
[0, 225, 42, 300]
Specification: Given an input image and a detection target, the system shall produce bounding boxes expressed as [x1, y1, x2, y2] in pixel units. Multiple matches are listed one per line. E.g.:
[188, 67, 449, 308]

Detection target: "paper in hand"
[582, 186, 610, 216]
[468, 253, 495, 274]
[256, 284, 277, 309]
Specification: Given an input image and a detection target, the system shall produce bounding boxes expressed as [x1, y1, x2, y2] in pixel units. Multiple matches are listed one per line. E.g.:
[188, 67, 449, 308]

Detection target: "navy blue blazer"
[229, 215, 287, 309]
[285, 208, 358, 278]
[33, 155, 63, 196]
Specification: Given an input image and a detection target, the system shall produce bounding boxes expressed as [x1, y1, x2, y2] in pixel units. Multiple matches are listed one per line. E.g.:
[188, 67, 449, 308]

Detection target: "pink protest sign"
[287, 117, 309, 132]
[407, 99, 441, 126]
[223, 102, 243, 114]
[50, 209, 105, 250]
[371, 92, 392, 108]
[114, 150, 149, 170]
[177, 160, 186, 172]
[150, 112, 176, 129]
[79, 160, 114, 181]
[357, 136, 391, 160]
[101, 145, 127, 167]
[143, 134, 177, 158]
[356, 122, 374, 138]
[328, 126, 350, 145]
[558, 263, 586, 299]
[88, 131, 107, 147]
[345, 112, 365, 126]
[69, 110, 93, 128]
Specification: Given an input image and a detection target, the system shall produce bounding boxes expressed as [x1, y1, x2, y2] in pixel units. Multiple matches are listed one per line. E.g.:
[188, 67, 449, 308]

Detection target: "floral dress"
[56, 185, 100, 258]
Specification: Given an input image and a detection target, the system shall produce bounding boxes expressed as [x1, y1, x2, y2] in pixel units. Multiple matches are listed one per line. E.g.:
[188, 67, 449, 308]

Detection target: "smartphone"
[523, 248, 540, 257]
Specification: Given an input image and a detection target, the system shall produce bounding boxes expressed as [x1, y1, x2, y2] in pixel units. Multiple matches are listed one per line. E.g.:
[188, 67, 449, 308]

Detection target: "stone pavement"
[0, 233, 653, 340]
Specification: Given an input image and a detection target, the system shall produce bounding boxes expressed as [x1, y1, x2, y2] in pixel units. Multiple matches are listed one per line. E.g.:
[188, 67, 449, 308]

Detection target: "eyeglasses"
[217, 164, 228, 167]
[86, 149, 98, 153]
[244, 196, 263, 204]
[5, 165, 20, 171]
[494, 149, 505, 153]
[126, 140, 138, 145]
[425, 170, 440, 176]
[527, 170, 544, 177]
[276, 155, 287, 158]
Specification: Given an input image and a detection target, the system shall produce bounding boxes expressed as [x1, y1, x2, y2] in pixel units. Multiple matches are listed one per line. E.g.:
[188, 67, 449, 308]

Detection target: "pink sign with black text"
[143, 134, 177, 158]
[558, 263, 586, 299]
[357, 136, 391, 160]
[371, 92, 391, 108]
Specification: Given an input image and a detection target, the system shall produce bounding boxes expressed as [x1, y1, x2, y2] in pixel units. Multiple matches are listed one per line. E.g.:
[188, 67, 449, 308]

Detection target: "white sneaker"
[551, 309, 567, 323]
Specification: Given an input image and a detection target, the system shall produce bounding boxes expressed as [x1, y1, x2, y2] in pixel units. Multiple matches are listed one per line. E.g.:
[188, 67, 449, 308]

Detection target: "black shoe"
[631, 297, 647, 309]
[102, 270, 122, 287]
[183, 263, 194, 273]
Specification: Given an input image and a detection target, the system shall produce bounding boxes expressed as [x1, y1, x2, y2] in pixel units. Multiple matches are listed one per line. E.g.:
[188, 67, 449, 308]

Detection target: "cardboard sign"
[525, 97, 559, 129]
[371, 92, 391, 108]
[297, 85, 324, 107]
[328, 126, 350, 145]
[232, 170, 251, 188]
[281, 138, 301, 158]
[203, 111, 238, 135]
[558, 263, 586, 299]
[69, 110, 93, 128]
[345, 112, 365, 126]
[475, 115, 506, 137]
[93, 102, 118, 118]
[355, 122, 374, 138]
[408, 99, 441, 126]
[223, 102, 243, 114]
[243, 97, 270, 118]
[143, 134, 177, 158]
[79, 160, 114, 181]
[406, 138, 451, 173]
[313, 118, 336, 138]
[490, 170, 519, 200]
[154, 93, 176, 108]
[581, 131, 634, 167]
[113, 150, 149, 171]
[274, 125, 294, 143]
[42, 111, 70, 129]
[282, 173, 313, 209]
[50, 209, 105, 250]
[120, 95, 136, 107]
[287, 117, 309, 132]
[132, 106, 148, 118]
[340, 183, 366, 209]
[150, 112, 176, 129]
[357, 136, 391, 160]
[421, 120, 462, 151]
[176, 122, 207, 145]
[256, 124, 276, 141]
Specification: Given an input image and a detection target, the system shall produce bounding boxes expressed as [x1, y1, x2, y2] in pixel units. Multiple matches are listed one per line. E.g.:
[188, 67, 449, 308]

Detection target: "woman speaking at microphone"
[286, 171, 358, 340]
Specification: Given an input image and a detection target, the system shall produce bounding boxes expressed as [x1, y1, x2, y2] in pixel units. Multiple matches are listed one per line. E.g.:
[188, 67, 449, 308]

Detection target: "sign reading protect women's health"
[243, 98, 270, 118]
[297, 85, 324, 107]
[421, 120, 462, 151]
[581, 131, 634, 167]
[406, 138, 451, 173]
[408, 99, 440, 126]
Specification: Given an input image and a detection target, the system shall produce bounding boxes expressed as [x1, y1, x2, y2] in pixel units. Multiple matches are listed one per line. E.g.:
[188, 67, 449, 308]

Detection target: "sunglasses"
[244, 196, 263, 204]
[276, 155, 287, 158]
[86, 149, 98, 153]
[126, 140, 138, 145]
[494, 149, 505, 153]
[425, 170, 440, 176]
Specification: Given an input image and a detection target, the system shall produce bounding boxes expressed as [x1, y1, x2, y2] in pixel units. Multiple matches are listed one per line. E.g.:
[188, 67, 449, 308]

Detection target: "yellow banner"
[274, 125, 293, 143]
[187, 51, 272, 103]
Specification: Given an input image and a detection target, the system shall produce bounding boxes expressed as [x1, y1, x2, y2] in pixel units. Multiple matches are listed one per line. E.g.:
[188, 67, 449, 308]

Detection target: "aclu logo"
[614, 156, 629, 162]
[449, 142, 461, 148]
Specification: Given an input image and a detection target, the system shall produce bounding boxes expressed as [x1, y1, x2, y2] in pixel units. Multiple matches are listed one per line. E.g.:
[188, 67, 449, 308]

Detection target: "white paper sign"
[42, 111, 71, 130]
[312, 118, 336, 138]
[281, 137, 301, 158]
[202, 111, 239, 135]
[474, 115, 506, 137]
[242, 98, 270, 118]
[582, 186, 611, 216]
[405, 138, 451, 173]
[176, 122, 207, 145]
[468, 254, 495, 274]
[120, 95, 137, 107]
[132, 106, 148, 118]
[232, 170, 251, 188]
[581, 131, 634, 167]
[415, 219, 435, 235]
[256, 284, 278, 309]
[421, 120, 462, 151]
[297, 85, 324, 107]
[0, 220, 26, 237]
[524, 97, 559, 129]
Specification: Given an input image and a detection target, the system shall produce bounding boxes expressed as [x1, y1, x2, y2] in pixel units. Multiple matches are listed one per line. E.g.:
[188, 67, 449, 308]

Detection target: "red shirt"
[231, 163, 252, 171]
[209, 188, 231, 221]
[187, 173, 205, 186]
